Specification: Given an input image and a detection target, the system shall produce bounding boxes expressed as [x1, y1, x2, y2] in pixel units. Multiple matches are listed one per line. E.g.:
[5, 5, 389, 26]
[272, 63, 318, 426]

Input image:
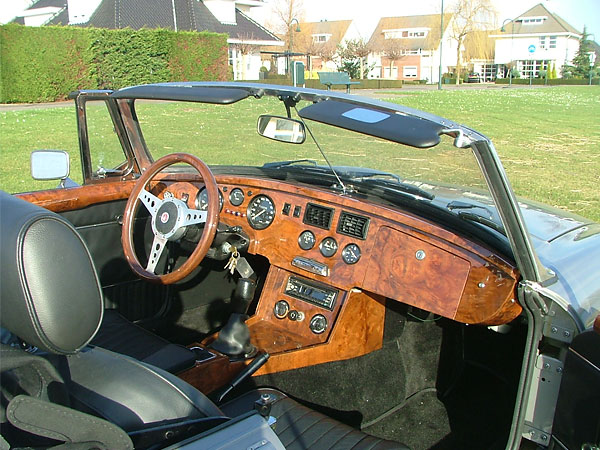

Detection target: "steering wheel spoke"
[181, 207, 208, 227]
[146, 234, 167, 274]
[138, 188, 162, 216]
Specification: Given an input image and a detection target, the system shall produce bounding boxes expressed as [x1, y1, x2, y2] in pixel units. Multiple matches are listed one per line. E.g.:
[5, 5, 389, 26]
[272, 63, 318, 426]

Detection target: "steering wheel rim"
[121, 153, 219, 284]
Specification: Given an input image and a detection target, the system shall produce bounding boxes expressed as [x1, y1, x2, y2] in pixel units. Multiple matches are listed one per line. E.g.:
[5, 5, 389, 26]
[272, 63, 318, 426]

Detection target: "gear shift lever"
[210, 277, 257, 359]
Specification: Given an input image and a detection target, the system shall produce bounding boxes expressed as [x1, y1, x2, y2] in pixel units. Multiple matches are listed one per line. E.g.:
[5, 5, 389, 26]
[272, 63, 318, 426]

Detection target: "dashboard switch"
[288, 310, 304, 322]
[273, 300, 289, 319]
[310, 314, 328, 334]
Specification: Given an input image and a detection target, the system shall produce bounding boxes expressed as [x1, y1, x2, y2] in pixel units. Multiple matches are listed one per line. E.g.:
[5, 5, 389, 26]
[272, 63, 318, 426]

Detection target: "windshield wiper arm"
[458, 211, 506, 235]
[262, 159, 318, 169]
[349, 177, 435, 200]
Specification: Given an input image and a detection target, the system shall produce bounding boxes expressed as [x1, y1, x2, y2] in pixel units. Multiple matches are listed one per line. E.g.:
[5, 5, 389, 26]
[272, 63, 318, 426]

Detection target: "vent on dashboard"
[337, 211, 370, 239]
[303, 203, 334, 230]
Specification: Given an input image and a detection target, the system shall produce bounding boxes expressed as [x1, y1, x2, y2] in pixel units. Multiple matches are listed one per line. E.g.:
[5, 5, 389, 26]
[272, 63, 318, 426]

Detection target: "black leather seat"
[90, 309, 197, 373]
[0, 191, 408, 449]
[223, 389, 409, 450]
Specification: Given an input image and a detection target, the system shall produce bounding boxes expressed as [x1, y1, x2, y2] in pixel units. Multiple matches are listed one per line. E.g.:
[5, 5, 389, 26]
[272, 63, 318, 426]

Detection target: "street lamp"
[438, 0, 444, 90]
[588, 33, 596, 85]
[501, 18, 515, 87]
[288, 18, 301, 76]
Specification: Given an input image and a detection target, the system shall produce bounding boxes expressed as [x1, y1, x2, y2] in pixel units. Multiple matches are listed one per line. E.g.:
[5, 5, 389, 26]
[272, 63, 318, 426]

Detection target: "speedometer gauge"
[195, 187, 223, 212]
[247, 195, 275, 230]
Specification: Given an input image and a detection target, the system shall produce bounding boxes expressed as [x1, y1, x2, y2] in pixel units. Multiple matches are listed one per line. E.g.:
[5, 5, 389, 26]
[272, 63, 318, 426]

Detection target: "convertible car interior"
[1, 83, 598, 450]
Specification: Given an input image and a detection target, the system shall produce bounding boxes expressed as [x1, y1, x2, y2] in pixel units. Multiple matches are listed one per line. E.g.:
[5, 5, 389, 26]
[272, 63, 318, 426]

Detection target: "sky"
[260, 0, 600, 42]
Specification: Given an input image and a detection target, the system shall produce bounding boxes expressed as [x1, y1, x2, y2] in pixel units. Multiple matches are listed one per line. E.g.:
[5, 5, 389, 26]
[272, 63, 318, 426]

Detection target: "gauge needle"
[252, 208, 266, 220]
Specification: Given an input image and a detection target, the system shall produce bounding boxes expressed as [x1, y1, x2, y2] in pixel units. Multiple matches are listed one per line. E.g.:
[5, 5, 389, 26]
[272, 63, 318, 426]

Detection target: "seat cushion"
[90, 309, 196, 374]
[222, 389, 409, 450]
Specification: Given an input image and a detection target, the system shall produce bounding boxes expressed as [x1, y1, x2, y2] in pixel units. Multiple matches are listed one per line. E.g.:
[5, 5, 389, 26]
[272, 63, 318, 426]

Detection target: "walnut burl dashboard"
[20, 174, 521, 375]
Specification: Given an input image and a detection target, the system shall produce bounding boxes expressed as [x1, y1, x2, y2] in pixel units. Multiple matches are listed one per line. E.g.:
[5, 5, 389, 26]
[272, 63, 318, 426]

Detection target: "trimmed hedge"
[0, 24, 229, 103]
[495, 77, 599, 86]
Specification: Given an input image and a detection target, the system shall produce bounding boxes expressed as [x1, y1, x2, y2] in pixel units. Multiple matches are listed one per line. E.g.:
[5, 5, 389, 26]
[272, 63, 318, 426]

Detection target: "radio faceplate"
[285, 276, 338, 310]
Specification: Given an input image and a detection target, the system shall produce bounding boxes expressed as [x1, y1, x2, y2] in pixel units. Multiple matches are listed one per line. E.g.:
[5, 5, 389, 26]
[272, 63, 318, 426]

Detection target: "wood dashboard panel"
[19, 173, 521, 326]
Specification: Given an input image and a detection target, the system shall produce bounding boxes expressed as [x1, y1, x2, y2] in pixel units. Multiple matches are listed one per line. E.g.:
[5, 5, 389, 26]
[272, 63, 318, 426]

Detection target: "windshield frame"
[109, 81, 552, 284]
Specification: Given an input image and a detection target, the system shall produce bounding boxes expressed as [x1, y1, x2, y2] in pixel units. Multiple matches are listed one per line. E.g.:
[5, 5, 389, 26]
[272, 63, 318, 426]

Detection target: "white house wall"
[494, 33, 581, 69]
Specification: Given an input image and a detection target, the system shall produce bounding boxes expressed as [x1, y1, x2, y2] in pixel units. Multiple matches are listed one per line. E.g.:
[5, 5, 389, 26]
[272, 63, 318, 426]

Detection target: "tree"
[381, 38, 408, 79]
[269, 0, 305, 52]
[337, 39, 371, 78]
[448, 0, 496, 84]
[571, 26, 594, 78]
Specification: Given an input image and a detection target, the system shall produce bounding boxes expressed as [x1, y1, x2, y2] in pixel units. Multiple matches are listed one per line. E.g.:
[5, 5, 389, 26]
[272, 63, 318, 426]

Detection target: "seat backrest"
[0, 191, 103, 354]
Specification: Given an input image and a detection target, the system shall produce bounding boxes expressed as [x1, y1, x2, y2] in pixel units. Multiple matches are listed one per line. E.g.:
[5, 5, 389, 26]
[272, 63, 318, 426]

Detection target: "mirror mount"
[257, 115, 306, 144]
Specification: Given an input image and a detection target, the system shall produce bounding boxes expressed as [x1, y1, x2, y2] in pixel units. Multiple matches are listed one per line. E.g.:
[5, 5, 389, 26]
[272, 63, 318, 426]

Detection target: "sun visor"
[299, 100, 443, 148]
[111, 85, 250, 104]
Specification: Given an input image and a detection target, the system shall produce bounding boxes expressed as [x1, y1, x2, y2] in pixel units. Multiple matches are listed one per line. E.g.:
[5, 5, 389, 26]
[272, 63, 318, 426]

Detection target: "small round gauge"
[341, 243, 361, 264]
[319, 237, 338, 257]
[298, 230, 316, 250]
[229, 188, 245, 206]
[247, 195, 275, 230]
[195, 187, 223, 212]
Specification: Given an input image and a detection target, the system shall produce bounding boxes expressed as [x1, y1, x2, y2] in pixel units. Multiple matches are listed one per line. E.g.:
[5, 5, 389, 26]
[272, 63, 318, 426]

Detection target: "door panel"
[552, 323, 600, 449]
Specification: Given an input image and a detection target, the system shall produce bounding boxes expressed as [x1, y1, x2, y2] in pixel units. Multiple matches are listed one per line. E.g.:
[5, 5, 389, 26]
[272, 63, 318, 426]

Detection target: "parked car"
[1, 82, 598, 450]
[466, 73, 481, 83]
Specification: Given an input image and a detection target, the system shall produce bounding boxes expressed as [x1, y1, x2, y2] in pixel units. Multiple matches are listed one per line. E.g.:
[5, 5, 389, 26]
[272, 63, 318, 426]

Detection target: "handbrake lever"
[211, 352, 270, 404]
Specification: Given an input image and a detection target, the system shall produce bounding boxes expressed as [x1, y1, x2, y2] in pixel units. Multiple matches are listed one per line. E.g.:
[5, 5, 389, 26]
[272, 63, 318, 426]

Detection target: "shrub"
[0, 24, 228, 102]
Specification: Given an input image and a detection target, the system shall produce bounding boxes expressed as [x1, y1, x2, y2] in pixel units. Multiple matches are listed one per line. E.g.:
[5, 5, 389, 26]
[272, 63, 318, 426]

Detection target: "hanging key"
[224, 246, 240, 275]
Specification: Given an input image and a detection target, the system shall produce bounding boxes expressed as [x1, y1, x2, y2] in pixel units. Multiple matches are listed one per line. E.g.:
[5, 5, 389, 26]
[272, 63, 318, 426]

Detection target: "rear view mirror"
[257, 115, 306, 144]
[31, 150, 78, 188]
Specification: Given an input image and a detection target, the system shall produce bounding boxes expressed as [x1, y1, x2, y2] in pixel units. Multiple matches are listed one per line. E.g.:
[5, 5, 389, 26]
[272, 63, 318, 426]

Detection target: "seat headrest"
[0, 191, 103, 354]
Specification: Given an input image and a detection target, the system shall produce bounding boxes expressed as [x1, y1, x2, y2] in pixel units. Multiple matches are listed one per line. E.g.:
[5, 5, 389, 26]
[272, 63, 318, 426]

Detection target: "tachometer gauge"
[341, 243, 361, 264]
[195, 187, 223, 212]
[229, 188, 245, 206]
[247, 195, 275, 229]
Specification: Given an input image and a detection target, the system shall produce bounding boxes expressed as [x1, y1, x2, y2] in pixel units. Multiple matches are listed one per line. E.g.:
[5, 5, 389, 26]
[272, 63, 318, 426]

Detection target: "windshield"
[134, 97, 490, 199]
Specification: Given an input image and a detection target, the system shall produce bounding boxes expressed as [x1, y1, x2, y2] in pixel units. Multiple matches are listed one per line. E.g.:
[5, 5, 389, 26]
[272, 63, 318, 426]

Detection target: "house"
[11, 0, 282, 80]
[490, 3, 581, 79]
[292, 20, 362, 74]
[367, 13, 455, 83]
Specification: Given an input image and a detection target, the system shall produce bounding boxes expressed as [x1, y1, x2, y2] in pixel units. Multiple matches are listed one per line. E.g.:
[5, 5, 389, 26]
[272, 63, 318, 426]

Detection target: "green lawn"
[1, 86, 598, 221]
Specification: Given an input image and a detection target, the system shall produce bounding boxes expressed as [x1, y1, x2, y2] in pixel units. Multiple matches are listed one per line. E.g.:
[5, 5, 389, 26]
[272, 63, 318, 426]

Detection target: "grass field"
[1, 86, 599, 221]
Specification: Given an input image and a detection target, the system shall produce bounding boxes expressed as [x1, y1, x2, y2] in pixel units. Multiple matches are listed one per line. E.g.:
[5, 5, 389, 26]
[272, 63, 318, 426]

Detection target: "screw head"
[415, 250, 426, 260]
[551, 327, 558, 333]
[563, 330, 571, 338]
[478, 282, 486, 288]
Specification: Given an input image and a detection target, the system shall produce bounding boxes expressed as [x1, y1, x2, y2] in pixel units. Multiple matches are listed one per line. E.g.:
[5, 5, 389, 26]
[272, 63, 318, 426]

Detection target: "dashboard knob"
[273, 300, 289, 319]
[309, 314, 328, 334]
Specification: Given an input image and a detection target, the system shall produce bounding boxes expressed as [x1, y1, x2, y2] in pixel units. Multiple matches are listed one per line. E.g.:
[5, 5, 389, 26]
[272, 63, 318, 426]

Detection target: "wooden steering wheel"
[121, 153, 219, 284]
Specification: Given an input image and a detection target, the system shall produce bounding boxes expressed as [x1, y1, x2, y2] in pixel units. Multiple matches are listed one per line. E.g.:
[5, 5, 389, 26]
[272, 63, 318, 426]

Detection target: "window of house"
[313, 34, 330, 43]
[520, 16, 546, 25]
[549, 36, 557, 48]
[403, 66, 418, 78]
[540, 36, 547, 49]
[384, 29, 428, 39]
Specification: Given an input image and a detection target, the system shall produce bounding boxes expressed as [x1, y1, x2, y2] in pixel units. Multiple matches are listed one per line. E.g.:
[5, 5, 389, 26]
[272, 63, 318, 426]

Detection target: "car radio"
[284, 276, 338, 310]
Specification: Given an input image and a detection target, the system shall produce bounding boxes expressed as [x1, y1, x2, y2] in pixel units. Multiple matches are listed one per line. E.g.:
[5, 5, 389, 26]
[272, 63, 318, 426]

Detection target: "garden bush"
[0, 24, 228, 103]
